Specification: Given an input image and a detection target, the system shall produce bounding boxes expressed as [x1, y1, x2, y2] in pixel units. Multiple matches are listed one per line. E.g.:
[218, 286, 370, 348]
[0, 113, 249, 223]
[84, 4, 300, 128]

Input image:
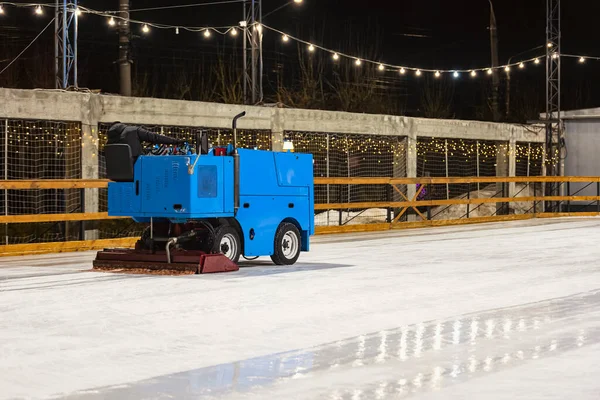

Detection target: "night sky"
[2, 0, 600, 120]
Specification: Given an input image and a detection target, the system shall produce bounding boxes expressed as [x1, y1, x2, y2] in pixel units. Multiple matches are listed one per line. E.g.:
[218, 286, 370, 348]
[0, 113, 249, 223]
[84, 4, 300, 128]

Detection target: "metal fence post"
[338, 185, 343, 226]
[467, 185, 470, 219]
[326, 134, 330, 226]
[4, 119, 8, 245]
[534, 183, 537, 215]
[566, 181, 570, 213]
[427, 183, 431, 220]
[386, 184, 392, 223]
[80, 189, 86, 240]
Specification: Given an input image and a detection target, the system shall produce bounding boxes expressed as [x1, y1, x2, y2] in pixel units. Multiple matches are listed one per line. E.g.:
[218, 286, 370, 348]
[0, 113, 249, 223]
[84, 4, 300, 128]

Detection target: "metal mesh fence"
[287, 131, 407, 226]
[514, 142, 545, 214]
[93, 123, 272, 239]
[0, 115, 550, 243]
[416, 138, 544, 220]
[516, 142, 544, 177]
[0, 119, 82, 244]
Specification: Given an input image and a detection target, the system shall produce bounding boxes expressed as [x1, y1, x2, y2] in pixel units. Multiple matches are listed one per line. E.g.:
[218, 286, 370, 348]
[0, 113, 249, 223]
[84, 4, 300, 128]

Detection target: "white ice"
[1, 218, 600, 399]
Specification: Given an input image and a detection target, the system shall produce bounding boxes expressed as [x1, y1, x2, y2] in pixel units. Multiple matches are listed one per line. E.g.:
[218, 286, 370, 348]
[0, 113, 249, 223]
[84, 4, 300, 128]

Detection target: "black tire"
[212, 225, 241, 263]
[270, 223, 301, 266]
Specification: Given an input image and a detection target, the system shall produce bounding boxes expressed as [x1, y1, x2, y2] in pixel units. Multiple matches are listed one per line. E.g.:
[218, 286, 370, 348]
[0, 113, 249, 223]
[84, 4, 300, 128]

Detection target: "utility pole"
[488, 0, 500, 122]
[54, 0, 78, 89]
[119, 0, 131, 96]
[545, 0, 561, 210]
[243, 0, 262, 104]
[242, 1, 247, 103]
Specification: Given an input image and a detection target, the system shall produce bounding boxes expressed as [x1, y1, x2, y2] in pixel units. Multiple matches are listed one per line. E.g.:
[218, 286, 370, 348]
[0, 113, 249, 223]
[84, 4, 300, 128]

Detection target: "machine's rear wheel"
[270, 223, 301, 265]
[212, 226, 241, 263]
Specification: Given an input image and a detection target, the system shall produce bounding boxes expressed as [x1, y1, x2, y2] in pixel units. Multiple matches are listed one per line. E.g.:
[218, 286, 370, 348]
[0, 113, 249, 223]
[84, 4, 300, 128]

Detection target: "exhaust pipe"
[232, 111, 246, 149]
[232, 111, 246, 214]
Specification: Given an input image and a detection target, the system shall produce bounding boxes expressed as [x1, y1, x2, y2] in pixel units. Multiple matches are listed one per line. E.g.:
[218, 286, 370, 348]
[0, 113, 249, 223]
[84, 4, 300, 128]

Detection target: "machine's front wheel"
[212, 226, 241, 263]
[270, 223, 301, 266]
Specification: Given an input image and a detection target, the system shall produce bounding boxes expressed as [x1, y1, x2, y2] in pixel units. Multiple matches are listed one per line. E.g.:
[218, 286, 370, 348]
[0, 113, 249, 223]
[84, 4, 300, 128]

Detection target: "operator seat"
[104, 144, 135, 182]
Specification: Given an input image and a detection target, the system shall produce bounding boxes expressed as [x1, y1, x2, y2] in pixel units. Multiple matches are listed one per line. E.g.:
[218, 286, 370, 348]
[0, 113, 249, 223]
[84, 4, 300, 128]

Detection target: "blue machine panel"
[107, 181, 141, 216]
[197, 165, 218, 198]
[233, 149, 314, 256]
[108, 154, 235, 219]
[138, 155, 234, 218]
[273, 152, 314, 188]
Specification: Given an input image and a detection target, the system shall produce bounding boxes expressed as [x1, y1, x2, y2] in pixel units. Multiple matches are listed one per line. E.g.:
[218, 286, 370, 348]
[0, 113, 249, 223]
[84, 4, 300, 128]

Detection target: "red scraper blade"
[200, 254, 239, 273]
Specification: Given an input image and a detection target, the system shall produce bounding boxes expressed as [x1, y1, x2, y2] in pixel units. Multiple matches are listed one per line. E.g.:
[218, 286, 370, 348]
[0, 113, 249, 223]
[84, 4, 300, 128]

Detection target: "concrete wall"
[562, 109, 600, 198]
[0, 88, 546, 225]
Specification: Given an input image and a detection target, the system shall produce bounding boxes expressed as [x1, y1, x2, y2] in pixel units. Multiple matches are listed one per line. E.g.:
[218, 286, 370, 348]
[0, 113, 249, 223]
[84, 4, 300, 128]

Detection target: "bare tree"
[132, 70, 155, 98]
[511, 84, 543, 123]
[0, 43, 21, 88]
[275, 40, 327, 109]
[25, 43, 54, 89]
[170, 66, 194, 100]
[419, 75, 455, 119]
[212, 53, 243, 104]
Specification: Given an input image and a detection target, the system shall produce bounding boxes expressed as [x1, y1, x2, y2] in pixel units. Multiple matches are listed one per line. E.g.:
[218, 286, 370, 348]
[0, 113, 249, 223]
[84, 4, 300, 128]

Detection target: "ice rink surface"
[1, 217, 600, 399]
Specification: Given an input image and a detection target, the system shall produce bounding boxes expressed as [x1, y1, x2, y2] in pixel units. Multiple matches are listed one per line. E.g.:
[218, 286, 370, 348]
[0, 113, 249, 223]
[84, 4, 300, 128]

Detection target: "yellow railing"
[1, 176, 599, 256]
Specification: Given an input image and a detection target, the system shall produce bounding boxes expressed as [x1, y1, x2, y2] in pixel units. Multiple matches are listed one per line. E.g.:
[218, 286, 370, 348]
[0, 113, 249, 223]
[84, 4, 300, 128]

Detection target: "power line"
[0, 17, 55, 76]
[128, 0, 245, 13]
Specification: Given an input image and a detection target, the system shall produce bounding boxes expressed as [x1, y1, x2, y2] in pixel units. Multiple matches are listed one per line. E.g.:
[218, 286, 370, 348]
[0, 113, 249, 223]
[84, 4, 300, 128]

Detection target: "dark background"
[1, 0, 599, 122]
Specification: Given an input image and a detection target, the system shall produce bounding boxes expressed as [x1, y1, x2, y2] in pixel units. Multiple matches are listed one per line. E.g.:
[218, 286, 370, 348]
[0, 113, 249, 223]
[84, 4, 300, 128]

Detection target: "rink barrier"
[1, 176, 600, 256]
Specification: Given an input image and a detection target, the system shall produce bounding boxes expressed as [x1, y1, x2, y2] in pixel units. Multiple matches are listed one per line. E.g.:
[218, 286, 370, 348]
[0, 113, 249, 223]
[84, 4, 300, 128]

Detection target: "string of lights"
[0, 2, 597, 76]
[260, 23, 594, 74]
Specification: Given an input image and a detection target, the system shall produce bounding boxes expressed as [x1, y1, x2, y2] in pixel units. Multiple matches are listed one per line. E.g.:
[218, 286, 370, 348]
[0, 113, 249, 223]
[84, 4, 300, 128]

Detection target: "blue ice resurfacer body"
[95, 112, 314, 274]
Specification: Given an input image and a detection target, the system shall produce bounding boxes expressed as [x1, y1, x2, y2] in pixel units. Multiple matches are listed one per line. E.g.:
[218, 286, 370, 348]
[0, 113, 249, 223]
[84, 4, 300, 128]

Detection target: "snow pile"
[431, 183, 536, 220]
[315, 208, 390, 226]
[315, 183, 538, 225]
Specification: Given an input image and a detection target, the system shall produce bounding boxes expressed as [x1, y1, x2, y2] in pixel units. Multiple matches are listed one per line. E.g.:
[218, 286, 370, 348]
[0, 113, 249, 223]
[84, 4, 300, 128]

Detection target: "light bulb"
[308, 44, 315, 52]
[204, 29, 211, 38]
[416, 69, 422, 76]
[534, 58, 540, 64]
[579, 57, 586, 63]
[504, 66, 510, 72]
[332, 53, 339, 60]
[142, 24, 150, 33]
[35, 5, 43, 15]
[435, 71, 441, 78]
[108, 17, 116, 26]
[547, 42, 553, 48]
[75, 7, 82, 16]
[0, 5, 4, 14]
[175, 27, 179, 34]
[518, 62, 525, 69]
[487, 69, 493, 75]
[552, 53, 559, 59]
[453, 71, 459, 78]
[230, 28, 237, 36]
[355, 59, 362, 66]
[470, 70, 477, 77]
[282, 34, 289, 42]
[294, 0, 303, 3]
[378, 64, 384, 71]
[399, 68, 406, 75]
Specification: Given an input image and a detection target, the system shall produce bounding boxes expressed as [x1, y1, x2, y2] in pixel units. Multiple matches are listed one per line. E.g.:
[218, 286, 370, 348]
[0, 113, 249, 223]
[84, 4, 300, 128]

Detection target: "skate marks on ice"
[231, 261, 353, 278]
[63, 288, 600, 399]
